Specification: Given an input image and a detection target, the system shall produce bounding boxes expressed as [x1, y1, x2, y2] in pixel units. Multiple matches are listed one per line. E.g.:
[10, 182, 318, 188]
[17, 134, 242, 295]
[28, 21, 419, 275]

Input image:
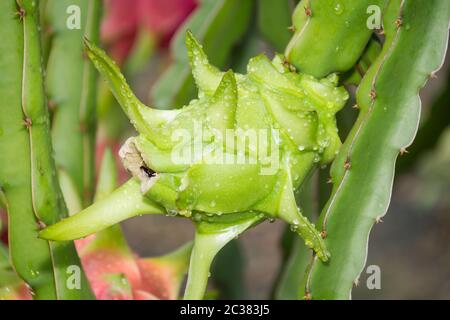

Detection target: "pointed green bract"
[40, 178, 164, 241]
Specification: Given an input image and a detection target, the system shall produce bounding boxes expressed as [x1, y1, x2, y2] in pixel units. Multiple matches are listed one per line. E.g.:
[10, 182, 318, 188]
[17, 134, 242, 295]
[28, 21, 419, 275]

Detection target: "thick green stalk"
[184, 213, 262, 299]
[286, 0, 389, 78]
[0, 0, 93, 299]
[46, 0, 102, 205]
[303, 0, 450, 299]
[151, 0, 254, 108]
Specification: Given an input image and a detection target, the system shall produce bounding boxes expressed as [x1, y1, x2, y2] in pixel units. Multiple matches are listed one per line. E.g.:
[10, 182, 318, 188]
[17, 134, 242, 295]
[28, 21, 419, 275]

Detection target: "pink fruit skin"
[135, 259, 179, 300]
[101, 0, 197, 63]
[75, 235, 181, 300]
[79, 247, 141, 300]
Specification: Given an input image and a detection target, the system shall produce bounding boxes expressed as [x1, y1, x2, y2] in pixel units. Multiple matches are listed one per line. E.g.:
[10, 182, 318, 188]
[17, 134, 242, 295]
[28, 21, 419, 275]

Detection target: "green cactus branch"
[0, 0, 93, 299]
[286, 0, 389, 78]
[303, 0, 450, 299]
[398, 69, 450, 173]
[46, 0, 102, 205]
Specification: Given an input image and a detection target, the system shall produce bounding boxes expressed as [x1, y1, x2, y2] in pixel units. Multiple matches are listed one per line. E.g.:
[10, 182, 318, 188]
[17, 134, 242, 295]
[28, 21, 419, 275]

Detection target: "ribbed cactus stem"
[303, 0, 450, 299]
[46, 0, 102, 205]
[0, 0, 93, 299]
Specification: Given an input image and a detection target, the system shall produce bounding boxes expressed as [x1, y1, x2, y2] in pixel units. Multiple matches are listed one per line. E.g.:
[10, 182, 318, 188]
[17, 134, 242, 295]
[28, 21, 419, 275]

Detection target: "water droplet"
[166, 209, 178, 217]
[333, 1, 345, 15]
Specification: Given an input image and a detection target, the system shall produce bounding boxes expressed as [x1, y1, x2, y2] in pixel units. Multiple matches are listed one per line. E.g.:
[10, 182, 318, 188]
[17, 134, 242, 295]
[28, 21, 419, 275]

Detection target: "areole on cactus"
[41, 28, 349, 298]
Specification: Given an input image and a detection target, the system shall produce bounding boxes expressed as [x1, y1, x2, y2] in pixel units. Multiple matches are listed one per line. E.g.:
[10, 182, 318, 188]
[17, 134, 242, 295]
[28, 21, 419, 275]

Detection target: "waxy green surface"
[286, 0, 389, 78]
[0, 0, 93, 299]
[46, 0, 102, 205]
[304, 0, 450, 299]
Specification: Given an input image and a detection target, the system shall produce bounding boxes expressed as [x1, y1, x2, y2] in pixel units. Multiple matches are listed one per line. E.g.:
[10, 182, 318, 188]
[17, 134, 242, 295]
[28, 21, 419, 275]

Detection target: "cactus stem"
[305, 1, 408, 298]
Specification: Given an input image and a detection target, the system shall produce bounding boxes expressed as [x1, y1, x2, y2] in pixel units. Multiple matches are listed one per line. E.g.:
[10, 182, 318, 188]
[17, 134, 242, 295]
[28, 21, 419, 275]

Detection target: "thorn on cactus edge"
[304, 6, 312, 17]
[304, 292, 312, 300]
[45, 26, 54, 37]
[326, 177, 332, 184]
[320, 230, 327, 239]
[16, 6, 26, 22]
[48, 100, 57, 111]
[429, 72, 438, 79]
[400, 148, 409, 155]
[375, 216, 384, 224]
[79, 121, 87, 133]
[282, 58, 296, 73]
[352, 104, 359, 109]
[369, 90, 377, 101]
[37, 220, 47, 230]
[344, 158, 351, 170]
[354, 276, 360, 287]
[395, 17, 403, 29]
[23, 117, 32, 128]
[376, 28, 385, 36]
[288, 25, 296, 33]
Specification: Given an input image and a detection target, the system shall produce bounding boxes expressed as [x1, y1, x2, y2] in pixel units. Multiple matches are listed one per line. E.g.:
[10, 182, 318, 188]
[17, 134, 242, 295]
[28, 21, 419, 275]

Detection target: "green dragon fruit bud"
[41, 31, 348, 263]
